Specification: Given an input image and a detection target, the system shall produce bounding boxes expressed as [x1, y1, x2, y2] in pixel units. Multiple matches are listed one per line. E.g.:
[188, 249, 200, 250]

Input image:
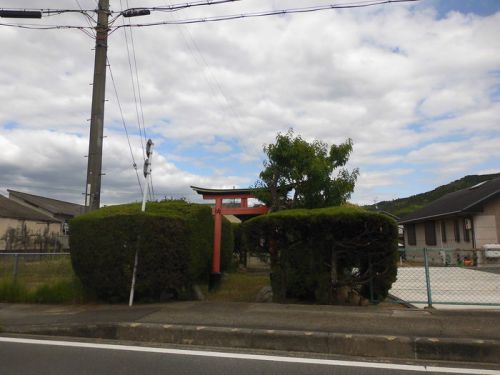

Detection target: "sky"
[0, 0, 499, 206]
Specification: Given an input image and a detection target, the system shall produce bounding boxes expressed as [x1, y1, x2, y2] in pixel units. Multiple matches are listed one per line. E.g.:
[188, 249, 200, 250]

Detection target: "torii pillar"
[191, 186, 268, 290]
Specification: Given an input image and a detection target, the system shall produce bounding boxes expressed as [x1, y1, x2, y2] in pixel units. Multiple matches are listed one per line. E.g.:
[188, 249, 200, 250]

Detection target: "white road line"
[0, 336, 498, 374]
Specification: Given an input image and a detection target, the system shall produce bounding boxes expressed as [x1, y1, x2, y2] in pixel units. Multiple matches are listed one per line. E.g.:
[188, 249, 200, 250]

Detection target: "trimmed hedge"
[70, 201, 233, 302]
[231, 222, 244, 264]
[242, 206, 398, 304]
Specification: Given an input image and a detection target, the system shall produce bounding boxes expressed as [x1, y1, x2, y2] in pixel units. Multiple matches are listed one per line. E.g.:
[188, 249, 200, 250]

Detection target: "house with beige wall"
[0, 195, 61, 251]
[8, 190, 85, 233]
[399, 178, 500, 266]
[0, 189, 85, 251]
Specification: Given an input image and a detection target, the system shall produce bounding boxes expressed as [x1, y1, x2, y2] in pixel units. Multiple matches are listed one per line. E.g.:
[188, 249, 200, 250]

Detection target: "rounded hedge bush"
[242, 206, 398, 304]
[70, 201, 233, 302]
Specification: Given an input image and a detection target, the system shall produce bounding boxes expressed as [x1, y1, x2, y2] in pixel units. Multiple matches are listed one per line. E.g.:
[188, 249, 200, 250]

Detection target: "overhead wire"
[164, 0, 244, 158]
[127, 7, 148, 144]
[1, 0, 420, 202]
[120, 0, 155, 200]
[107, 57, 144, 197]
[1, 1, 420, 32]
[113, 0, 420, 29]
[120, 0, 147, 160]
[74, 0, 96, 37]
[109, 0, 240, 23]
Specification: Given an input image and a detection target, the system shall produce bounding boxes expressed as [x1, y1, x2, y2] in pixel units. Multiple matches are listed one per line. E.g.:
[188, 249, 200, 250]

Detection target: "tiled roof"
[399, 178, 500, 224]
[0, 195, 59, 222]
[7, 190, 85, 217]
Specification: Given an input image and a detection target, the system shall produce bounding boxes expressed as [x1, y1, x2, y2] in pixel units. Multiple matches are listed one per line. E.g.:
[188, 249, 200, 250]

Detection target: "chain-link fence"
[390, 248, 500, 307]
[0, 252, 73, 287]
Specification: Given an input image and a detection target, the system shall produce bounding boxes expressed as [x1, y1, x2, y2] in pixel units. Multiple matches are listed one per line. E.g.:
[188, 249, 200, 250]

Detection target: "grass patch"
[0, 256, 91, 303]
[0, 278, 90, 304]
[0, 256, 270, 304]
[0, 280, 29, 302]
[206, 272, 270, 302]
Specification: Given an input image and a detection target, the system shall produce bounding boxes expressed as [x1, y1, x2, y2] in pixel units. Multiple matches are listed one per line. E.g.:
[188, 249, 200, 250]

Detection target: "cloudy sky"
[1, 0, 499, 206]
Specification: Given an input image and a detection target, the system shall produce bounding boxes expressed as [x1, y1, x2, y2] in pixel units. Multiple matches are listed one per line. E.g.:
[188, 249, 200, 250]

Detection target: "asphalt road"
[1, 337, 499, 375]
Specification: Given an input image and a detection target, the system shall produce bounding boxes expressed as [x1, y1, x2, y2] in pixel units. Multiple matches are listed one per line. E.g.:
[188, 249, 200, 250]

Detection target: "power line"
[113, 0, 420, 29]
[0, 22, 93, 31]
[163, 0, 242, 141]
[120, 0, 147, 159]
[74, 0, 96, 37]
[1, 1, 420, 31]
[110, 0, 240, 22]
[127, 5, 148, 144]
[1, 0, 235, 16]
[107, 57, 144, 197]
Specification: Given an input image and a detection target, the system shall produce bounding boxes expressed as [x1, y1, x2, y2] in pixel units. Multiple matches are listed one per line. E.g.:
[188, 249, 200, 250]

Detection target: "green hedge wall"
[231, 222, 243, 264]
[242, 206, 398, 304]
[70, 201, 233, 302]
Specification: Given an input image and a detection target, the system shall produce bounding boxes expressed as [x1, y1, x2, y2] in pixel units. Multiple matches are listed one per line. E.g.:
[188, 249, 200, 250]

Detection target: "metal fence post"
[13, 253, 19, 282]
[423, 247, 433, 308]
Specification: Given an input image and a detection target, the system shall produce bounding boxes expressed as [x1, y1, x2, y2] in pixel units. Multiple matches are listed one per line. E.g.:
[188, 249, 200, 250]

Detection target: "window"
[406, 224, 416, 246]
[441, 221, 447, 243]
[425, 221, 436, 246]
[454, 219, 460, 242]
[463, 219, 471, 242]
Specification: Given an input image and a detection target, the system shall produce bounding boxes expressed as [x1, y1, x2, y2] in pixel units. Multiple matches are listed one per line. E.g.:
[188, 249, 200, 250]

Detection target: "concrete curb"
[5, 323, 500, 364]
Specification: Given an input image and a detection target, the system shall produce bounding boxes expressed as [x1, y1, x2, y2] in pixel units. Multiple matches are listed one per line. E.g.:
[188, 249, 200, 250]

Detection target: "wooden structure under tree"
[190, 186, 268, 289]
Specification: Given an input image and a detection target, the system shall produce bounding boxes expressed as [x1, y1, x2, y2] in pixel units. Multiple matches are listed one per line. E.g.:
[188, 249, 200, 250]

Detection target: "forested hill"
[364, 173, 500, 218]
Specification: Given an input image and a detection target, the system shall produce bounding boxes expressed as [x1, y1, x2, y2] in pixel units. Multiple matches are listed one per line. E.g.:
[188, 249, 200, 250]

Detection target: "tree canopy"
[255, 129, 359, 211]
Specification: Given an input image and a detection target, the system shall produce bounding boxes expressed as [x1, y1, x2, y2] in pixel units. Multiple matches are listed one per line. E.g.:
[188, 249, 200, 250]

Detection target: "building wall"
[0, 218, 61, 251]
[404, 219, 474, 250]
[474, 215, 498, 248]
[478, 196, 500, 245]
[440, 219, 474, 249]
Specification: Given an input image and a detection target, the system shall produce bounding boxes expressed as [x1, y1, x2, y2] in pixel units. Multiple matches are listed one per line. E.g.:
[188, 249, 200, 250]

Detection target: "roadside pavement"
[1, 301, 499, 364]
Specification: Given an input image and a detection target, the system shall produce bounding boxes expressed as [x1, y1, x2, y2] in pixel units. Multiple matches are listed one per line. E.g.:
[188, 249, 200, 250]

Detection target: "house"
[7, 190, 85, 234]
[398, 178, 500, 265]
[0, 189, 85, 250]
[0, 195, 61, 251]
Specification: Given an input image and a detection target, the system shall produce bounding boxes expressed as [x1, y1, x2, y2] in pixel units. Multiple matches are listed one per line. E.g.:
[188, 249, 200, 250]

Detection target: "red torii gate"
[191, 186, 268, 288]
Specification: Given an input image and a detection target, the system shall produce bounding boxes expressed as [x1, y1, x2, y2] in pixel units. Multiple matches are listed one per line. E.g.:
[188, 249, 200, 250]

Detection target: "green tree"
[255, 129, 359, 211]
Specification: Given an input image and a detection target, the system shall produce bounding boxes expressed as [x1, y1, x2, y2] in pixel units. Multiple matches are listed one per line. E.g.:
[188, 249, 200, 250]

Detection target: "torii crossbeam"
[191, 186, 268, 289]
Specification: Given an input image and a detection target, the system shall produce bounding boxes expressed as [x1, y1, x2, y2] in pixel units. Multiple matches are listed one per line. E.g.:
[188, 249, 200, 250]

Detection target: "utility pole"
[85, 0, 110, 211]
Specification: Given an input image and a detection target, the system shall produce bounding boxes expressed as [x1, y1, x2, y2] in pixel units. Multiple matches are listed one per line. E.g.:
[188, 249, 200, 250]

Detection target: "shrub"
[242, 206, 398, 304]
[0, 281, 29, 302]
[231, 222, 243, 264]
[70, 201, 233, 303]
[221, 219, 235, 272]
[31, 278, 87, 304]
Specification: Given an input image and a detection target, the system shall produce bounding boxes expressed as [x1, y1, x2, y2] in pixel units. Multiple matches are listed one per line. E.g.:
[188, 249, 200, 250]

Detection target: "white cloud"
[0, 1, 499, 206]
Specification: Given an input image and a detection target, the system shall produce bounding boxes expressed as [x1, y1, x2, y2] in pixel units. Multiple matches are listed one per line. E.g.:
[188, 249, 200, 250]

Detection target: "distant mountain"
[364, 173, 500, 218]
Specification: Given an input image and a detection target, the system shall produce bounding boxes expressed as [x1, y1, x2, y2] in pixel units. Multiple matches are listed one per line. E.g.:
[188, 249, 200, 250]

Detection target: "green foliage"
[0, 278, 87, 304]
[0, 281, 29, 302]
[231, 222, 243, 263]
[242, 206, 398, 304]
[31, 278, 87, 304]
[255, 129, 359, 211]
[70, 201, 234, 303]
[365, 173, 500, 218]
[221, 219, 235, 272]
